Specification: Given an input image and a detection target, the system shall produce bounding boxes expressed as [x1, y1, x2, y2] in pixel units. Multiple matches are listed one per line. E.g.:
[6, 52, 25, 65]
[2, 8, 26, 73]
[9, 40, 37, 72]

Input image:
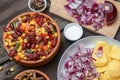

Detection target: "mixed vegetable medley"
[3, 13, 58, 61]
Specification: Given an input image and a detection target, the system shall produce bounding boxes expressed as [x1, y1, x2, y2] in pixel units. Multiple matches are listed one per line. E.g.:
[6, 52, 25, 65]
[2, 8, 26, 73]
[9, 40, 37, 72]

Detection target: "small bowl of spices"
[14, 69, 50, 80]
[28, 0, 47, 12]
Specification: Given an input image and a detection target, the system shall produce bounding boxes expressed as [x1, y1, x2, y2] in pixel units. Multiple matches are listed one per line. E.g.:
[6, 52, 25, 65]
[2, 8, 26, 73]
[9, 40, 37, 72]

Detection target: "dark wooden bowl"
[3, 12, 61, 67]
[14, 69, 50, 80]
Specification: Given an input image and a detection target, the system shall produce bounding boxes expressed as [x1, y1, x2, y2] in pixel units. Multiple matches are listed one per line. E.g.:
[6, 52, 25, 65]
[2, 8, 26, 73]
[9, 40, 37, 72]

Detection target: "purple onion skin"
[105, 1, 117, 25]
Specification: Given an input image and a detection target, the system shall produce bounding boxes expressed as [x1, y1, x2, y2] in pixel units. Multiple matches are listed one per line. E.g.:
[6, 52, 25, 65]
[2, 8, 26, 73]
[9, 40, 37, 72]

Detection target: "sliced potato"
[103, 45, 112, 61]
[99, 73, 107, 80]
[93, 41, 107, 54]
[92, 52, 108, 67]
[96, 64, 107, 73]
[110, 46, 120, 60]
[107, 60, 120, 78]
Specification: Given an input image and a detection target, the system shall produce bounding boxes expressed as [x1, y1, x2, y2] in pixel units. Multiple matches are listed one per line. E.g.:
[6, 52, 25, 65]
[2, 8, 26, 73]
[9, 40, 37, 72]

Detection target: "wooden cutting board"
[50, 0, 120, 38]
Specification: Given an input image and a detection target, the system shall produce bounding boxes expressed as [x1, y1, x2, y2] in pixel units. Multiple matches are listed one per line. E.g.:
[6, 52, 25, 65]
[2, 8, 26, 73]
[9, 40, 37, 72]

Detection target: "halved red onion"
[105, 1, 117, 25]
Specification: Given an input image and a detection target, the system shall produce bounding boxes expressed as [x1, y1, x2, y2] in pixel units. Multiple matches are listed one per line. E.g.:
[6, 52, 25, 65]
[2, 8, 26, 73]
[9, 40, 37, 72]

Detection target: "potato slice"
[103, 45, 112, 61]
[92, 52, 108, 67]
[93, 41, 107, 54]
[110, 46, 120, 60]
[107, 60, 120, 78]
[104, 71, 119, 80]
[99, 73, 107, 80]
[96, 64, 107, 73]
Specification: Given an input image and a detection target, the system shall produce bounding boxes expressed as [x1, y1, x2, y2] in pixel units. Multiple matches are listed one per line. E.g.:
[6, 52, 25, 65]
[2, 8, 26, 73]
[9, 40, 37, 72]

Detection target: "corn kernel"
[48, 41, 51, 45]
[9, 57, 13, 61]
[45, 32, 48, 34]
[10, 42, 16, 46]
[18, 17, 22, 20]
[41, 31, 45, 34]
[20, 39, 23, 43]
[7, 32, 11, 34]
[18, 37, 21, 40]
[30, 20, 36, 24]
[10, 46, 14, 50]
[22, 23, 26, 26]
[38, 49, 41, 51]
[21, 50, 25, 54]
[35, 45, 39, 48]
[24, 57, 27, 60]
[46, 36, 49, 39]
[17, 46, 22, 52]
[9, 35, 13, 39]
[54, 33, 58, 37]
[31, 49, 36, 52]
[10, 67, 15, 72]
[22, 16, 26, 19]
[18, 52, 22, 55]
[36, 36, 39, 40]
[31, 49, 34, 52]
[36, 30, 39, 33]
[47, 44, 50, 48]
[40, 56, 46, 60]
[41, 28, 45, 32]
[5, 41, 9, 46]
[22, 33, 26, 37]
[20, 54, 25, 59]
[38, 28, 42, 31]
[6, 39, 10, 42]
[24, 39, 28, 43]
[0, 66, 3, 71]
[36, 30, 39, 34]
[9, 41, 16, 46]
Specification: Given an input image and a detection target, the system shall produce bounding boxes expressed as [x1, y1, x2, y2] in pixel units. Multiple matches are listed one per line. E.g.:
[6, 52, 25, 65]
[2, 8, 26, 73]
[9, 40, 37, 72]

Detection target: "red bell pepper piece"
[35, 18, 42, 27]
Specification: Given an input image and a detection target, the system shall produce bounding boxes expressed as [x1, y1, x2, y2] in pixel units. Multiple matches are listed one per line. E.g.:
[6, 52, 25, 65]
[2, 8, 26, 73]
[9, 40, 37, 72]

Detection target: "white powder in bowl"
[64, 23, 83, 41]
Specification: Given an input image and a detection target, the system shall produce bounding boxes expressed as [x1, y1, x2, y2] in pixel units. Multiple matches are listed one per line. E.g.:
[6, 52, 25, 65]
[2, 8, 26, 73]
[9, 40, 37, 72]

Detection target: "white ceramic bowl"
[28, 0, 47, 12]
[63, 23, 83, 41]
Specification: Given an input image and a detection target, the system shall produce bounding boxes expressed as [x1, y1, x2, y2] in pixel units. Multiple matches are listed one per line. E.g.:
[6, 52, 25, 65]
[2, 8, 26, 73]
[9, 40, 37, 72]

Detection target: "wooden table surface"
[0, 0, 120, 80]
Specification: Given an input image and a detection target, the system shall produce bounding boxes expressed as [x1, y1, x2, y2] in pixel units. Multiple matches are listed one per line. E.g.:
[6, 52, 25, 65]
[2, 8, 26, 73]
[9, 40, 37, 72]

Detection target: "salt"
[64, 23, 83, 41]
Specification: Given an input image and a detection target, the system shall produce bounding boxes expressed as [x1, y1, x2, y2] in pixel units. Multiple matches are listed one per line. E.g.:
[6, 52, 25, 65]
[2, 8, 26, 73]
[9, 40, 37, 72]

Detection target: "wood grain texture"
[50, 0, 120, 38]
[0, 0, 120, 80]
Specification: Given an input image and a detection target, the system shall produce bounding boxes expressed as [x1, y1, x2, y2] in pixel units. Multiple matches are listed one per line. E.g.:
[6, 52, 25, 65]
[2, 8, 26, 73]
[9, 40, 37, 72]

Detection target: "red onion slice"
[61, 46, 98, 80]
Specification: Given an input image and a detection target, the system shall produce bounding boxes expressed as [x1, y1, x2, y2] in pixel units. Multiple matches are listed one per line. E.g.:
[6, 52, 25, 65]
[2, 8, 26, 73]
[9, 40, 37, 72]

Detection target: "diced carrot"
[39, 45, 43, 49]
[43, 18, 47, 22]
[41, 34, 48, 37]
[25, 27, 30, 34]
[20, 26, 25, 31]
[15, 55, 20, 61]
[43, 46, 48, 51]
[29, 26, 35, 31]
[5, 34, 9, 39]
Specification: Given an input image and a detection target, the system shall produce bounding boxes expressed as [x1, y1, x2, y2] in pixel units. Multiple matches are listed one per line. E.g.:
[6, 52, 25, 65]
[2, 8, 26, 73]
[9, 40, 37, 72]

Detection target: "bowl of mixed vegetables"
[14, 69, 50, 80]
[3, 12, 60, 67]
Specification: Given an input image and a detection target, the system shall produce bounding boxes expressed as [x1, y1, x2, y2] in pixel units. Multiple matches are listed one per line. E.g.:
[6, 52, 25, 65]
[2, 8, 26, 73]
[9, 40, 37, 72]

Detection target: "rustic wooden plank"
[0, 0, 17, 11]
[0, 0, 28, 25]
[0, 24, 10, 65]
